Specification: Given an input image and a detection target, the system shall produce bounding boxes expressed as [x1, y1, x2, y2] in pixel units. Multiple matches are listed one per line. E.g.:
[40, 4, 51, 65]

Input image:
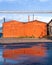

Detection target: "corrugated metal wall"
[2, 20, 47, 38]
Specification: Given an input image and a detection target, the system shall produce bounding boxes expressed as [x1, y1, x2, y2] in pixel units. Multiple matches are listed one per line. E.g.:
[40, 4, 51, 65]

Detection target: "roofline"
[3, 20, 47, 24]
[3, 20, 21, 23]
[48, 19, 52, 24]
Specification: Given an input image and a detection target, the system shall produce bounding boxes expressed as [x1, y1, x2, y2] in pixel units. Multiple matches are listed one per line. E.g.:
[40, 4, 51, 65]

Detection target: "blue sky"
[0, 0, 52, 27]
[0, 0, 52, 11]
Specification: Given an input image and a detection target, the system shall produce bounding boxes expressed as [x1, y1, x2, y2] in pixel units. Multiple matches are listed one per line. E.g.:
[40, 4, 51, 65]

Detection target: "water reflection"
[0, 42, 52, 65]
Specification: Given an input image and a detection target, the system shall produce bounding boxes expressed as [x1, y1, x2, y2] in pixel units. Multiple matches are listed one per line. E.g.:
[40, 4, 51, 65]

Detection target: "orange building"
[2, 20, 47, 38]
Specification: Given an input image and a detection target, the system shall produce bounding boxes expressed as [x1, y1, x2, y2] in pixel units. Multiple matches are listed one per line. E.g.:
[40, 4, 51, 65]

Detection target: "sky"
[0, 0, 52, 27]
[0, 0, 52, 11]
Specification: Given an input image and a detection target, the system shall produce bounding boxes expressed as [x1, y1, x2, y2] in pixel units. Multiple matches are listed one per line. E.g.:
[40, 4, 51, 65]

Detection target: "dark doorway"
[47, 24, 49, 35]
[0, 33, 3, 38]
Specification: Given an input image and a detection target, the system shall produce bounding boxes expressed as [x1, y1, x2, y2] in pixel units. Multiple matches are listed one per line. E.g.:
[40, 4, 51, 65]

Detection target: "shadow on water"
[0, 42, 52, 65]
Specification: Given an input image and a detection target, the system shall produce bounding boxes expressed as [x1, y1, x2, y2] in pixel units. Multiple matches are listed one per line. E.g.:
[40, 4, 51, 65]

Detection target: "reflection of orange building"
[3, 44, 47, 59]
[3, 20, 47, 38]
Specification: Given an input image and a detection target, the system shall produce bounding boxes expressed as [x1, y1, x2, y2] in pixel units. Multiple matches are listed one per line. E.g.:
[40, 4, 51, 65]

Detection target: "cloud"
[39, 0, 48, 2]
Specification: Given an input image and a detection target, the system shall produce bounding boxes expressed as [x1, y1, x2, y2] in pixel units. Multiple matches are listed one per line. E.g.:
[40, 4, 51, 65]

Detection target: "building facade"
[2, 20, 47, 38]
[48, 19, 52, 36]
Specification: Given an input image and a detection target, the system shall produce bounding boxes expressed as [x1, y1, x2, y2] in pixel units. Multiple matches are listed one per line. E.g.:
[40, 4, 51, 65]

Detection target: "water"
[0, 42, 52, 65]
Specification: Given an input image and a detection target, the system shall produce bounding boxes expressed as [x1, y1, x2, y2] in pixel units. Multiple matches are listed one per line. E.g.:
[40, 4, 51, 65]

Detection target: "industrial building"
[48, 19, 52, 36]
[2, 20, 47, 38]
